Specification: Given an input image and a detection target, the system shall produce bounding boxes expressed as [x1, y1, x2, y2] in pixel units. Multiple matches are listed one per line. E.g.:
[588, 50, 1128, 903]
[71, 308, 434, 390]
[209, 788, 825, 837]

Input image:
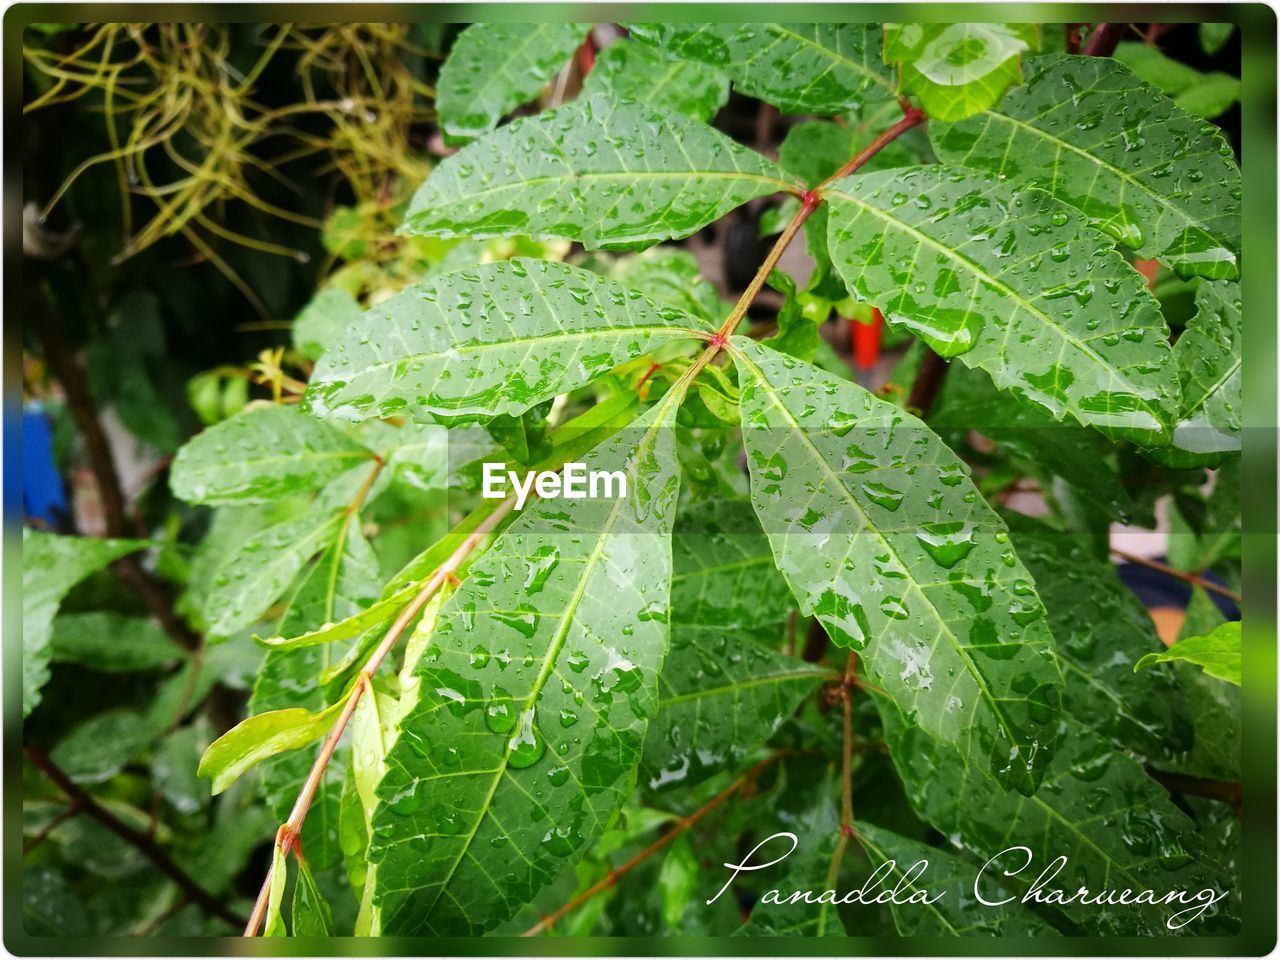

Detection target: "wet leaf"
[643, 500, 822, 791]
[855, 821, 1054, 934]
[304, 259, 708, 423]
[251, 523, 382, 868]
[582, 40, 728, 122]
[49, 611, 181, 673]
[369, 399, 683, 935]
[825, 166, 1179, 445]
[22, 530, 146, 717]
[1166, 589, 1240, 780]
[881, 704, 1236, 935]
[885, 23, 1037, 120]
[203, 510, 346, 636]
[293, 287, 363, 362]
[292, 855, 335, 937]
[1148, 280, 1241, 467]
[1137, 621, 1241, 687]
[1113, 43, 1241, 120]
[198, 693, 349, 795]
[1007, 514, 1193, 761]
[437, 23, 589, 141]
[170, 405, 374, 505]
[732, 338, 1062, 795]
[628, 23, 894, 115]
[932, 55, 1241, 279]
[402, 95, 799, 248]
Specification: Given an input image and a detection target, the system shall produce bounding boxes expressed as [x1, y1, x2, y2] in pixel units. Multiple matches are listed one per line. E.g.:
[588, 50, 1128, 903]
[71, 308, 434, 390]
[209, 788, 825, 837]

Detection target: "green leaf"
[369, 399, 683, 935]
[1112, 43, 1241, 120]
[252, 522, 382, 868]
[170, 405, 374, 505]
[152, 718, 212, 815]
[198, 693, 348, 795]
[735, 776, 846, 936]
[437, 22, 589, 141]
[825, 166, 1179, 445]
[1150, 280, 1241, 467]
[22, 530, 146, 717]
[304, 259, 708, 423]
[931, 54, 1241, 279]
[292, 855, 335, 937]
[628, 23, 894, 115]
[582, 40, 728, 122]
[928, 360, 1135, 522]
[881, 705, 1235, 935]
[204, 510, 346, 636]
[1137, 621, 1241, 687]
[293, 287, 362, 362]
[1166, 589, 1240, 780]
[401, 95, 798, 249]
[23, 866, 90, 937]
[643, 500, 824, 791]
[731, 338, 1062, 795]
[49, 709, 155, 784]
[264, 843, 289, 937]
[657, 833, 700, 929]
[49, 611, 181, 673]
[1200, 22, 1235, 55]
[885, 23, 1036, 121]
[855, 822, 1054, 935]
[611, 247, 725, 326]
[1007, 514, 1193, 760]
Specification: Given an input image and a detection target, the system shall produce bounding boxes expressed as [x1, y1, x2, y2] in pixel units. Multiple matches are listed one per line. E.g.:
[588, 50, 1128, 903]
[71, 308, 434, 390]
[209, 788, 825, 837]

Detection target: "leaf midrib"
[973, 106, 1227, 245]
[408, 397, 677, 929]
[732, 341, 1032, 761]
[825, 185, 1169, 428]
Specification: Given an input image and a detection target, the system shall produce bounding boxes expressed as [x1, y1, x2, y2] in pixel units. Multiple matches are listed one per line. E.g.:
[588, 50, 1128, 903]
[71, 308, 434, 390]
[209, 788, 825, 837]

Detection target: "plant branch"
[1147, 768, 1241, 812]
[242, 495, 515, 937]
[906, 347, 949, 418]
[25, 746, 244, 930]
[1083, 23, 1127, 56]
[1110, 547, 1242, 604]
[521, 752, 790, 937]
[33, 294, 201, 652]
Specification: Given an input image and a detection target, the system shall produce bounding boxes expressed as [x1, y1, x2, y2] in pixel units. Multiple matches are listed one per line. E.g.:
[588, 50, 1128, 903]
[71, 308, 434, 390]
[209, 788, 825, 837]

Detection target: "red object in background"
[1133, 258, 1160, 288]
[853, 308, 884, 370]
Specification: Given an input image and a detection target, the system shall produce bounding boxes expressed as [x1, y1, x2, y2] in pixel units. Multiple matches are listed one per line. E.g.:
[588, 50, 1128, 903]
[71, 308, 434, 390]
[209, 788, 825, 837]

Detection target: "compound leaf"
[304, 259, 708, 424]
[731, 338, 1062, 795]
[825, 165, 1179, 445]
[931, 54, 1241, 279]
[629, 23, 894, 115]
[582, 40, 728, 122]
[22, 530, 147, 717]
[401, 95, 798, 248]
[171, 405, 374, 505]
[369, 398, 683, 935]
[437, 23, 589, 141]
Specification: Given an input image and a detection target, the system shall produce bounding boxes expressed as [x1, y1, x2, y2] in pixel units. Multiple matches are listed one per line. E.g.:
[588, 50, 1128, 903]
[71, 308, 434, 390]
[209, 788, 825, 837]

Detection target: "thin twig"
[25, 746, 244, 929]
[522, 752, 791, 937]
[242, 497, 515, 937]
[1147, 768, 1241, 814]
[23, 803, 81, 854]
[1110, 547, 1242, 604]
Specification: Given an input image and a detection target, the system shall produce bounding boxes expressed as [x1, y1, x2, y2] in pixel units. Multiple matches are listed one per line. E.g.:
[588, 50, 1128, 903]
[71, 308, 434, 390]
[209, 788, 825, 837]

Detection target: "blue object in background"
[23, 405, 68, 526]
[1117, 559, 1240, 621]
